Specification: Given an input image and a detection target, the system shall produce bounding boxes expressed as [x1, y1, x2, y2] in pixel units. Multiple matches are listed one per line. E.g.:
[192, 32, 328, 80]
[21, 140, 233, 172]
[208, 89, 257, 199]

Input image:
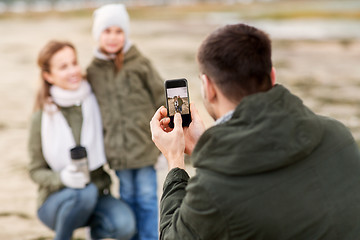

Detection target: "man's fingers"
[160, 106, 168, 117]
[161, 117, 170, 125]
[160, 118, 171, 132]
[173, 113, 183, 130]
[160, 117, 171, 131]
[150, 106, 166, 128]
[151, 106, 163, 121]
[190, 103, 200, 120]
[150, 106, 167, 142]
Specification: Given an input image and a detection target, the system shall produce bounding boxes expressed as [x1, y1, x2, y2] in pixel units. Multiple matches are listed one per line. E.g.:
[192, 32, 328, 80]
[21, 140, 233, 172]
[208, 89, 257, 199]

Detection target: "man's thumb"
[174, 113, 182, 128]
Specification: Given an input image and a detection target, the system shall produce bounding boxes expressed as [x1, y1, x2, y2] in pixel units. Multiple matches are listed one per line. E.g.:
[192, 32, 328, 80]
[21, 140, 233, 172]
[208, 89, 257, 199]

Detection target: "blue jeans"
[38, 183, 136, 240]
[116, 166, 158, 240]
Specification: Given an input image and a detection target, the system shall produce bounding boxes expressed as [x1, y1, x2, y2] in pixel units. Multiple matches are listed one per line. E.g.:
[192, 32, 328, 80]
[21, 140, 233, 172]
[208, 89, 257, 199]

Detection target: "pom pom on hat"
[92, 4, 131, 51]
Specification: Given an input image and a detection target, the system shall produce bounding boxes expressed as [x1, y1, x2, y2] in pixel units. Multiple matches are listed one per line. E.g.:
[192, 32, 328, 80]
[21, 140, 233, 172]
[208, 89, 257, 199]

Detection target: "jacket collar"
[192, 85, 324, 176]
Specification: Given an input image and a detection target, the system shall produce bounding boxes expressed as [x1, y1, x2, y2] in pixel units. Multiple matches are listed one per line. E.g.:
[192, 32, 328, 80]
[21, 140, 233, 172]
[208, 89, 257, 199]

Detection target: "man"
[177, 95, 183, 113]
[150, 23, 360, 239]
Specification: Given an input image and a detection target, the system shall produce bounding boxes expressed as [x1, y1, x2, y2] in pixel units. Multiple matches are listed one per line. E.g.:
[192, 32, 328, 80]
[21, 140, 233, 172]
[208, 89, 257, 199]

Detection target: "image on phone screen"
[165, 78, 191, 128]
[166, 86, 190, 117]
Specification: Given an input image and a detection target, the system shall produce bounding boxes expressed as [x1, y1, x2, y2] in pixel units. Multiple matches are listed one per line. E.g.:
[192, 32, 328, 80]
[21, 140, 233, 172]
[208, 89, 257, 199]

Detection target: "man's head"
[197, 23, 274, 106]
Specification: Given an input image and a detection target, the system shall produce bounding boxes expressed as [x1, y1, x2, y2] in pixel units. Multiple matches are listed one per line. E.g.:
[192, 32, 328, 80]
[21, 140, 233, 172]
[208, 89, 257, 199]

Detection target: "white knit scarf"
[41, 81, 106, 172]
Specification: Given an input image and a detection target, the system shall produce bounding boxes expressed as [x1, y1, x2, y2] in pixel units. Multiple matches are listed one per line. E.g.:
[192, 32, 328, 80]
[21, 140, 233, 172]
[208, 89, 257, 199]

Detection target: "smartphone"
[165, 78, 192, 128]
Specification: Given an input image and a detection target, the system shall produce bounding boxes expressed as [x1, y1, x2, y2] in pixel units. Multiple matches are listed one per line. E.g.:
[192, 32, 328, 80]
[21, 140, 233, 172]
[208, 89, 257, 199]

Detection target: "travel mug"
[70, 145, 90, 184]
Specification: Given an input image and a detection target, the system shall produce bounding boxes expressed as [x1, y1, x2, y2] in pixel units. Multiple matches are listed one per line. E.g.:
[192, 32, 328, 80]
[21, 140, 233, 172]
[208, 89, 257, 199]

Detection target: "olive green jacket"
[86, 46, 164, 170]
[28, 106, 111, 208]
[160, 85, 360, 239]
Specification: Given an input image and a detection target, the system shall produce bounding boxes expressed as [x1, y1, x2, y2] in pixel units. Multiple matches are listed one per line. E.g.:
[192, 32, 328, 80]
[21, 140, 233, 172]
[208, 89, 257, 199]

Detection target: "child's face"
[44, 46, 82, 90]
[99, 26, 125, 54]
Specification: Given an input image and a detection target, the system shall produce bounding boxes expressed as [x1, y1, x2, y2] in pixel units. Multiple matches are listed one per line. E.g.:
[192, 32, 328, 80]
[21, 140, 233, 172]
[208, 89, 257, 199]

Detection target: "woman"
[28, 40, 136, 240]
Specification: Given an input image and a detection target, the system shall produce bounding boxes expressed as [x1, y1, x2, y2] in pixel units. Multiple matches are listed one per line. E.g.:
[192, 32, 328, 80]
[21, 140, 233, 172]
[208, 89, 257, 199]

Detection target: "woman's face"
[99, 26, 125, 54]
[44, 46, 82, 90]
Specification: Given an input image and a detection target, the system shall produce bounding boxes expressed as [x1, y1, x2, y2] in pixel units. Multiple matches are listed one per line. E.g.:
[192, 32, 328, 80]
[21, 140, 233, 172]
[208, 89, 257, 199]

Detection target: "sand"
[0, 6, 360, 239]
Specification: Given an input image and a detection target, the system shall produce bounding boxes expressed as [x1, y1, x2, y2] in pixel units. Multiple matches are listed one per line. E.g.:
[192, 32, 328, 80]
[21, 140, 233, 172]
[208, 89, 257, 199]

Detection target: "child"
[28, 40, 136, 240]
[87, 4, 164, 240]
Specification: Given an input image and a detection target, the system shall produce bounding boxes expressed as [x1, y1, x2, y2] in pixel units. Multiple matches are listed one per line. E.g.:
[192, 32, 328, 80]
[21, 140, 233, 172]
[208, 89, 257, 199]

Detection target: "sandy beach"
[0, 2, 360, 239]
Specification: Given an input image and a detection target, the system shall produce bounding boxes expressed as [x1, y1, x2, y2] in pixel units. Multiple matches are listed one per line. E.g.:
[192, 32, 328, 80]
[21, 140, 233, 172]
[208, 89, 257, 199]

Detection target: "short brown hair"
[197, 24, 272, 103]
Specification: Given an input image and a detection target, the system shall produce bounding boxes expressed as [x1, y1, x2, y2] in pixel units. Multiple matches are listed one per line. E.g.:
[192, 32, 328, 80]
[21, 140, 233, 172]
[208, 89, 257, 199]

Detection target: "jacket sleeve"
[90, 166, 112, 195]
[28, 111, 64, 192]
[142, 59, 165, 109]
[160, 168, 228, 240]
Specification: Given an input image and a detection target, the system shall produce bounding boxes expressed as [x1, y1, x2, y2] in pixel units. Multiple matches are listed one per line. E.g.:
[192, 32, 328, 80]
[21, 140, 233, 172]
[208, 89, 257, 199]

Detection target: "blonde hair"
[34, 40, 76, 111]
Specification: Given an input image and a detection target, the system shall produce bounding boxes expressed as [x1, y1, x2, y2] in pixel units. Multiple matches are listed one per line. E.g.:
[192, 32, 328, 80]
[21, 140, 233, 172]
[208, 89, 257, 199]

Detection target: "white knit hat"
[92, 4, 132, 52]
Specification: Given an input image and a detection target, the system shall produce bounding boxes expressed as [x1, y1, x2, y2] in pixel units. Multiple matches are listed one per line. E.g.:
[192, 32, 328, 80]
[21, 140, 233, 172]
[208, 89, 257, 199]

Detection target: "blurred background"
[0, 0, 359, 239]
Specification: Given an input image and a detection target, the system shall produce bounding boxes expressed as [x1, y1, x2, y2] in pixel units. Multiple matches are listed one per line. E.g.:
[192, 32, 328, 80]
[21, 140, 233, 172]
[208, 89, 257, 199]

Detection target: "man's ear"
[270, 67, 276, 86]
[201, 74, 217, 103]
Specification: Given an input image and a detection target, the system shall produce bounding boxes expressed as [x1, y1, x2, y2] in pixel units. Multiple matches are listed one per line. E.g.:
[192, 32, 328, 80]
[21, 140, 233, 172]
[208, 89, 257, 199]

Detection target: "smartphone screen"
[165, 78, 191, 128]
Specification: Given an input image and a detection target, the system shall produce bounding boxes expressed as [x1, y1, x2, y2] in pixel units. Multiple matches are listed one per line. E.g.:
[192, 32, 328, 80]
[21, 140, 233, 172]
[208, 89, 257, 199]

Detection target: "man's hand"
[150, 106, 185, 170]
[183, 103, 206, 155]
